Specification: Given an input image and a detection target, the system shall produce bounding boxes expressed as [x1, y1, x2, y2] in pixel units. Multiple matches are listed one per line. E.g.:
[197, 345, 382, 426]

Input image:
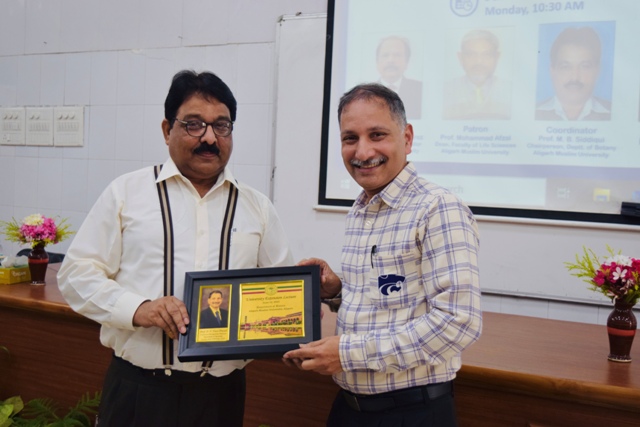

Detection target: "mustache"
[194, 143, 220, 155]
[564, 81, 585, 90]
[350, 157, 387, 168]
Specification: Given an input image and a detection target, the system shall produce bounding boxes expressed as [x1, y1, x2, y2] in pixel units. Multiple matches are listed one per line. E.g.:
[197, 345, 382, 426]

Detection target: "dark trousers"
[326, 384, 458, 427]
[97, 356, 245, 427]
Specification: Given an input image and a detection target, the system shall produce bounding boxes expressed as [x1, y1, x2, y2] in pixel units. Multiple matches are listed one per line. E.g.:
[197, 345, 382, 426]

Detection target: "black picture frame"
[178, 265, 321, 362]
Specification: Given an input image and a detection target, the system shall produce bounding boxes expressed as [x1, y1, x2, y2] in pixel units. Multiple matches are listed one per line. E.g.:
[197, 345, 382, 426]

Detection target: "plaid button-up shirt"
[334, 162, 482, 395]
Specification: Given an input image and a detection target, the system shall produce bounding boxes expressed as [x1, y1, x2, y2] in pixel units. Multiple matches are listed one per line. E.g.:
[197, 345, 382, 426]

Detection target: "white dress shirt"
[536, 96, 611, 121]
[58, 158, 293, 376]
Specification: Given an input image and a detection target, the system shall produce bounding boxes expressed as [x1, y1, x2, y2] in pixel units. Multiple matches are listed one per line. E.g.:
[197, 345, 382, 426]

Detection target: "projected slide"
[321, 0, 640, 218]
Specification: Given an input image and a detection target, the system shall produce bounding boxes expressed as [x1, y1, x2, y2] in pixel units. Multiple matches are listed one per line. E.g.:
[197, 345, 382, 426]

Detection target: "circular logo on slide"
[450, 0, 479, 17]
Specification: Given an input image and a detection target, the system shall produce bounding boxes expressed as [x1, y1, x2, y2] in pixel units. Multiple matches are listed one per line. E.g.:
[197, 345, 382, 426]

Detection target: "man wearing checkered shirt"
[283, 83, 482, 427]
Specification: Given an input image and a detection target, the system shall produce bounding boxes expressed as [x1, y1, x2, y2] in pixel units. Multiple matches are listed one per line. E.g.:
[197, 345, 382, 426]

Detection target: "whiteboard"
[272, 14, 640, 306]
[273, 13, 345, 264]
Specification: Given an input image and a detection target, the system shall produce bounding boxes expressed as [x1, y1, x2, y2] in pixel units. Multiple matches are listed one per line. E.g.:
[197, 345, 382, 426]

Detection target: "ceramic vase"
[28, 242, 49, 285]
[606, 299, 637, 362]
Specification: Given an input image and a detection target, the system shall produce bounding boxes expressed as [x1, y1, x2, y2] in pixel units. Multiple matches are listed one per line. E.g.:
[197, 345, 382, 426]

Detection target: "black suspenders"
[154, 165, 239, 375]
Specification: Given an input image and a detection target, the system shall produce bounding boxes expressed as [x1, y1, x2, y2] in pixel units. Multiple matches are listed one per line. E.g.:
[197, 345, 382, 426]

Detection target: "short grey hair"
[460, 29, 500, 52]
[337, 83, 407, 128]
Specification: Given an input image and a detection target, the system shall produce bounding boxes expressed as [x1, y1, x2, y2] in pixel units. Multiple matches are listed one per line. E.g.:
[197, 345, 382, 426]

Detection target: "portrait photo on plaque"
[196, 285, 232, 342]
[178, 265, 321, 362]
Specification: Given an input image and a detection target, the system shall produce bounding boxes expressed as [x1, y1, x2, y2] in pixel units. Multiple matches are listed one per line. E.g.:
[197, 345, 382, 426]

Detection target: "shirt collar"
[156, 158, 238, 194]
[463, 75, 495, 91]
[380, 77, 404, 88]
[354, 162, 417, 210]
[544, 96, 605, 121]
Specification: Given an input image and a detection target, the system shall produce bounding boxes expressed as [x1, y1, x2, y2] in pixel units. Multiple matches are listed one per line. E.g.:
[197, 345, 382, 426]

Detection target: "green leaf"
[0, 403, 13, 423]
[4, 398, 23, 417]
[2, 392, 99, 427]
[21, 398, 58, 421]
[0, 395, 25, 427]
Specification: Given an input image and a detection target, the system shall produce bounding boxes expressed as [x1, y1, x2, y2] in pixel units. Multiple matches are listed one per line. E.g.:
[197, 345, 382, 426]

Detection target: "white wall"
[0, 0, 326, 256]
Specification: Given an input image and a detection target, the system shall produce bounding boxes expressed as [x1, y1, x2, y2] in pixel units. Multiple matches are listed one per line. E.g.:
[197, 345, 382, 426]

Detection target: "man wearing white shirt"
[58, 70, 293, 426]
[535, 26, 611, 121]
[376, 36, 423, 120]
[443, 29, 512, 120]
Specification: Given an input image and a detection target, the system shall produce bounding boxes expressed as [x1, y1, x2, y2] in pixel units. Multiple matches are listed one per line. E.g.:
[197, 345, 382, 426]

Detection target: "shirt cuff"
[339, 333, 370, 372]
[321, 291, 342, 312]
[111, 291, 150, 330]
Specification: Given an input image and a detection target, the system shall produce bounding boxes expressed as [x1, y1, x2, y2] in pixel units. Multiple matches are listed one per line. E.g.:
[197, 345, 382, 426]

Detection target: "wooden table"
[1, 269, 638, 426]
[0, 265, 112, 410]
[457, 313, 640, 426]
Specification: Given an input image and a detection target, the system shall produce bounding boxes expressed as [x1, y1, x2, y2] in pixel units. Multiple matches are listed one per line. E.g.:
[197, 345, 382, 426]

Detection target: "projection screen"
[318, 0, 640, 225]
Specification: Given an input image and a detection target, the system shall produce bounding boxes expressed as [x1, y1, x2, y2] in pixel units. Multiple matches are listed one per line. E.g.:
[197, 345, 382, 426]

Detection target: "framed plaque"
[178, 265, 321, 362]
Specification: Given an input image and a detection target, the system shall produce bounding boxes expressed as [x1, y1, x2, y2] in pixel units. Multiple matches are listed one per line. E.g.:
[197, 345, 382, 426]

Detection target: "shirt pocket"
[230, 232, 260, 267]
[366, 250, 422, 310]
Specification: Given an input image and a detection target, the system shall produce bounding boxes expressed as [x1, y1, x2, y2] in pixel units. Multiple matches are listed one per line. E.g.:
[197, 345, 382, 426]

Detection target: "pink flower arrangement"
[566, 247, 640, 305]
[1, 214, 73, 248]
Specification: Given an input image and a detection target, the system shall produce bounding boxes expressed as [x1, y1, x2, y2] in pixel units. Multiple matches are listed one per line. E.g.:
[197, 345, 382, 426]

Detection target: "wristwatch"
[321, 291, 342, 313]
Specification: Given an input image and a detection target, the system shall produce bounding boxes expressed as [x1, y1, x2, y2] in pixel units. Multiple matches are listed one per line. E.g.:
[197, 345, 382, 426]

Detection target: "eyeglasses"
[174, 118, 234, 137]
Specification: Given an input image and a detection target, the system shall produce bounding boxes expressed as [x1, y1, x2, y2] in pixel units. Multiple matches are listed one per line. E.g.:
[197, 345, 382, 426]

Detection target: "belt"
[341, 381, 453, 413]
[112, 355, 205, 383]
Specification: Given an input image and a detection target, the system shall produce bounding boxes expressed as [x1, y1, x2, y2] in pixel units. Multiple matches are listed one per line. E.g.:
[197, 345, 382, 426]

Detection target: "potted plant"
[0, 392, 100, 427]
[566, 246, 639, 362]
[0, 214, 73, 285]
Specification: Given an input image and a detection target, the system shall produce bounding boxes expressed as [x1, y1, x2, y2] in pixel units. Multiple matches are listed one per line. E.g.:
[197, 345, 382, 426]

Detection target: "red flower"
[593, 270, 606, 286]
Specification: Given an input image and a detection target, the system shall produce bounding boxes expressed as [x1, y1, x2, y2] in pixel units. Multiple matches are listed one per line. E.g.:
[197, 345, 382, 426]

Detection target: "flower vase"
[606, 299, 637, 362]
[28, 243, 49, 285]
